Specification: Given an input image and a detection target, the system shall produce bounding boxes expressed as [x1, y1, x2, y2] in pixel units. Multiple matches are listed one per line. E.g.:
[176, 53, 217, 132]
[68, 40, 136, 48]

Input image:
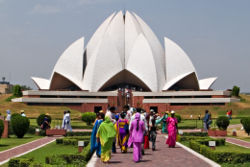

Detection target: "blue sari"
[91, 119, 103, 157]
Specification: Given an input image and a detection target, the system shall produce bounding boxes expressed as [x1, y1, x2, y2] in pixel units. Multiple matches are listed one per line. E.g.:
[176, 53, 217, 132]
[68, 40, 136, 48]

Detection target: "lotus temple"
[13, 11, 237, 113]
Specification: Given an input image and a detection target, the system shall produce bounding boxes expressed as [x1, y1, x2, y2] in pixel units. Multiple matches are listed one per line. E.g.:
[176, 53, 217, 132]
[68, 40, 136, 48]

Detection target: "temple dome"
[32, 11, 217, 92]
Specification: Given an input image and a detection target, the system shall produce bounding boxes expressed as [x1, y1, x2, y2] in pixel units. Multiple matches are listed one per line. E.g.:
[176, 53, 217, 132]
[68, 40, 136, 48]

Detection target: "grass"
[1, 93, 250, 121]
[215, 142, 250, 153]
[0, 94, 83, 119]
[20, 142, 78, 163]
[0, 135, 42, 152]
[0, 142, 80, 167]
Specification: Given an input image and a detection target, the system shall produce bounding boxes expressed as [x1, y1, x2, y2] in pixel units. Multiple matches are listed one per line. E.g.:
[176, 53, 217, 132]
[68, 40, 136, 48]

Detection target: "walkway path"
[0, 136, 58, 165]
[225, 137, 250, 148]
[93, 134, 214, 167]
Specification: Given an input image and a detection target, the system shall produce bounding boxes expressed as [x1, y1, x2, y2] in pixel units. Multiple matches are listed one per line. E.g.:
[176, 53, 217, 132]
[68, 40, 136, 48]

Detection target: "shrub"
[8, 158, 33, 167]
[182, 132, 208, 137]
[11, 114, 30, 138]
[231, 86, 240, 97]
[13, 85, 23, 97]
[241, 117, 250, 136]
[81, 112, 96, 125]
[27, 126, 36, 135]
[66, 131, 92, 136]
[37, 114, 51, 126]
[175, 114, 182, 123]
[0, 120, 4, 138]
[216, 116, 230, 130]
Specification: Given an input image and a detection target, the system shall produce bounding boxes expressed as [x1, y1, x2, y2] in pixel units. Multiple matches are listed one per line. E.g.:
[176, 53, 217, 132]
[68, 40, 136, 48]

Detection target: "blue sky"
[0, 0, 249, 92]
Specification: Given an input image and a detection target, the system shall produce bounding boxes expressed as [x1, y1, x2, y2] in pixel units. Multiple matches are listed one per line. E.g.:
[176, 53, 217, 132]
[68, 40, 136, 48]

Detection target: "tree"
[241, 117, 250, 136]
[82, 112, 96, 125]
[231, 86, 240, 97]
[13, 85, 22, 97]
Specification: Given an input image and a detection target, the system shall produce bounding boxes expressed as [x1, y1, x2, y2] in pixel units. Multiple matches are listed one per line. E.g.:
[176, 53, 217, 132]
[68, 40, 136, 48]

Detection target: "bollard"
[35, 128, 40, 136]
[2, 121, 9, 138]
[78, 141, 85, 153]
[232, 129, 237, 136]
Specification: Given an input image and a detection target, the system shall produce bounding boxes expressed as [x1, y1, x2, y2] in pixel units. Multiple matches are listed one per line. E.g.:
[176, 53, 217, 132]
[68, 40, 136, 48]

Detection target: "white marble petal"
[126, 34, 158, 92]
[199, 77, 217, 90]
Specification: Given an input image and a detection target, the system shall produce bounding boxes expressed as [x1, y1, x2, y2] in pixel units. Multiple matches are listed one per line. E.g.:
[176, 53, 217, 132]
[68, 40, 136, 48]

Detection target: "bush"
[232, 86, 240, 97]
[81, 112, 96, 125]
[8, 158, 33, 167]
[241, 117, 250, 136]
[182, 132, 208, 137]
[56, 138, 90, 146]
[66, 131, 92, 136]
[216, 116, 230, 130]
[11, 114, 30, 138]
[13, 85, 23, 97]
[27, 126, 36, 135]
[0, 120, 4, 138]
[36, 114, 51, 126]
[175, 114, 182, 123]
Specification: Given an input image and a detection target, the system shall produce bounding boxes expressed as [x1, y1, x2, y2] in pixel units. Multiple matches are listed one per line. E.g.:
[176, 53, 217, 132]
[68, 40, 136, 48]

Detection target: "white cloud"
[30, 4, 61, 14]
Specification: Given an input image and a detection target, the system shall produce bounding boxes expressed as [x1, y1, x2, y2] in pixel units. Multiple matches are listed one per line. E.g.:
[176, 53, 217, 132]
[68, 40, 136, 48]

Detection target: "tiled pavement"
[94, 134, 212, 167]
[226, 137, 250, 148]
[0, 136, 58, 164]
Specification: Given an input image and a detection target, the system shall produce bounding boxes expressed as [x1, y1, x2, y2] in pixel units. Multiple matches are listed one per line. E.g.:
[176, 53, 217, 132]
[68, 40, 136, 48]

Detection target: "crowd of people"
[90, 105, 179, 163]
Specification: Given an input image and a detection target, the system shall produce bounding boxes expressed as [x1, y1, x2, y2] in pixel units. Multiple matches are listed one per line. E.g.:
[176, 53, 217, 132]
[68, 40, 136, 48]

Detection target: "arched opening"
[99, 70, 151, 91]
[168, 72, 199, 91]
[50, 72, 81, 91]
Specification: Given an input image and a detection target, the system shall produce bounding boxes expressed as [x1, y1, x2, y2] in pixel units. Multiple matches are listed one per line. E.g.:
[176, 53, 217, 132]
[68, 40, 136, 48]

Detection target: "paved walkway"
[225, 137, 250, 148]
[72, 129, 92, 132]
[0, 136, 58, 165]
[94, 134, 213, 167]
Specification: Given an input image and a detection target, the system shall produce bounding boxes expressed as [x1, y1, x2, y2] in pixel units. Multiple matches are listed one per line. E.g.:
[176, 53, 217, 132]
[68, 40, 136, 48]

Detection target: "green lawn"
[0, 135, 42, 152]
[21, 142, 78, 163]
[178, 118, 241, 129]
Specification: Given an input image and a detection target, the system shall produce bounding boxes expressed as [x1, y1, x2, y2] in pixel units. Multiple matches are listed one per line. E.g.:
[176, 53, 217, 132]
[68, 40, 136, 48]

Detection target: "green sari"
[96, 116, 116, 162]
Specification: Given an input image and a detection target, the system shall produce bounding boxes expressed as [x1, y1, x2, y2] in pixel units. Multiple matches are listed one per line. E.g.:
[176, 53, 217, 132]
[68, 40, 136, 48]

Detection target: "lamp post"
[78, 141, 85, 153]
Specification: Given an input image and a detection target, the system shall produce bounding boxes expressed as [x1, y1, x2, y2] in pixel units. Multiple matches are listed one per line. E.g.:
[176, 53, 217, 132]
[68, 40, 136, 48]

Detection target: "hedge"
[8, 158, 33, 167]
[188, 139, 250, 164]
[45, 143, 92, 166]
[66, 131, 92, 136]
[182, 132, 208, 137]
[56, 138, 90, 146]
[71, 125, 93, 129]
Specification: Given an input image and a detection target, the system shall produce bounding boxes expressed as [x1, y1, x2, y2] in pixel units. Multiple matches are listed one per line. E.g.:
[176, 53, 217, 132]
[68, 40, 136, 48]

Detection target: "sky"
[0, 0, 249, 92]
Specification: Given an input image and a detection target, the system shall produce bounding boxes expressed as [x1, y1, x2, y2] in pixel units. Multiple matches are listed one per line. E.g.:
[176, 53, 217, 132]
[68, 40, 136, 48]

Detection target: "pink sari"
[166, 117, 178, 147]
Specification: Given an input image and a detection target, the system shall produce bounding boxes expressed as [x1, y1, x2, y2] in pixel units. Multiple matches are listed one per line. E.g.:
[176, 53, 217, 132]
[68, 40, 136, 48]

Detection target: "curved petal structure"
[163, 37, 199, 90]
[126, 34, 158, 92]
[50, 37, 84, 90]
[33, 11, 216, 92]
[199, 77, 217, 90]
[31, 77, 50, 90]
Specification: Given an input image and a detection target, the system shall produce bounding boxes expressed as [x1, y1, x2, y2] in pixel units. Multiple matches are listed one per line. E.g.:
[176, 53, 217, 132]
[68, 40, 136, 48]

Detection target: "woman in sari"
[130, 113, 145, 162]
[115, 112, 129, 153]
[96, 116, 116, 163]
[166, 110, 178, 148]
[90, 112, 105, 157]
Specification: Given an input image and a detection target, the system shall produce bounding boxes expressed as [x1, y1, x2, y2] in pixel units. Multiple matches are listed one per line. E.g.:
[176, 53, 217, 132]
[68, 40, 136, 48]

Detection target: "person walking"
[129, 113, 145, 163]
[166, 110, 178, 148]
[96, 116, 116, 163]
[115, 112, 129, 153]
[91, 112, 105, 157]
[20, 110, 26, 117]
[6, 109, 11, 121]
[64, 110, 72, 132]
[203, 110, 210, 131]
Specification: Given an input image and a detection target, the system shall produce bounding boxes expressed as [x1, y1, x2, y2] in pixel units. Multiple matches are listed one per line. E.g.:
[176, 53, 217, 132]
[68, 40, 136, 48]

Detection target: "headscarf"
[6, 109, 11, 114]
[97, 116, 116, 144]
[135, 113, 140, 131]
